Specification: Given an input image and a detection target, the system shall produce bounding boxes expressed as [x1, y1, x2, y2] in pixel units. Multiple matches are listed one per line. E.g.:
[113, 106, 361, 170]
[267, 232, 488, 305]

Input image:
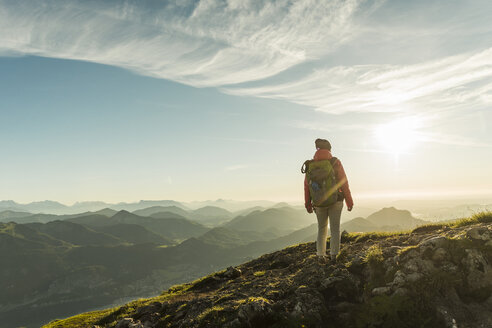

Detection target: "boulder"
[432, 247, 449, 262]
[392, 287, 409, 297]
[466, 227, 491, 241]
[222, 266, 242, 279]
[237, 298, 273, 326]
[115, 318, 143, 328]
[371, 286, 391, 296]
[462, 249, 491, 290]
[321, 276, 343, 288]
[390, 270, 408, 288]
[421, 236, 448, 248]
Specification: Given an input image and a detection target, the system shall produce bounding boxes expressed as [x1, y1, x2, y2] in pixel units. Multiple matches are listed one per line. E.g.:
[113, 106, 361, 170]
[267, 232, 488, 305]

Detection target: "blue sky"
[0, 0, 491, 204]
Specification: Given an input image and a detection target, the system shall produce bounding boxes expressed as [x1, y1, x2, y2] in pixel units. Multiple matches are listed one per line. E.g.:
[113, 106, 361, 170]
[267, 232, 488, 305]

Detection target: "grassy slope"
[42, 212, 492, 328]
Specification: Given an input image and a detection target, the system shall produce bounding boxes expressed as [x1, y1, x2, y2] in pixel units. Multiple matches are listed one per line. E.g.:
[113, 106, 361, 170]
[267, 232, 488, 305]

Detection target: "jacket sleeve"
[334, 159, 354, 209]
[304, 175, 311, 206]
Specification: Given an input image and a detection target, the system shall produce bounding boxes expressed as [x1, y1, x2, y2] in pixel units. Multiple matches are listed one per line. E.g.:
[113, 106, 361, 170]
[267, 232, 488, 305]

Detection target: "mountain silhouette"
[92, 223, 172, 245]
[68, 210, 208, 242]
[0, 210, 33, 222]
[224, 207, 312, 235]
[340, 217, 378, 232]
[25, 220, 122, 246]
[42, 213, 492, 328]
[366, 207, 427, 229]
[133, 205, 190, 218]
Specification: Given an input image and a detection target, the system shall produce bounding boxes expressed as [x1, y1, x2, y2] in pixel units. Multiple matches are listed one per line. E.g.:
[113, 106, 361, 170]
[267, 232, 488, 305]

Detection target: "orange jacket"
[304, 149, 353, 209]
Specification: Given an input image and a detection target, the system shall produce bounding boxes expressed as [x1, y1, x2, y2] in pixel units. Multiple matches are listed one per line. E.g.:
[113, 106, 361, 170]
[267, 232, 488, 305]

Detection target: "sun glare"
[375, 117, 420, 154]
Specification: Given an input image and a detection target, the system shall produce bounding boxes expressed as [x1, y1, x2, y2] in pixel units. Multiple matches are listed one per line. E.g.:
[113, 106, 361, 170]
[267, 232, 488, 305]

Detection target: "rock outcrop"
[44, 215, 492, 328]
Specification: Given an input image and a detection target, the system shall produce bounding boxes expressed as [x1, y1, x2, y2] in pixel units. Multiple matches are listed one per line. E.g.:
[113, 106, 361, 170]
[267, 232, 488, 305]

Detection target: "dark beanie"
[315, 138, 331, 150]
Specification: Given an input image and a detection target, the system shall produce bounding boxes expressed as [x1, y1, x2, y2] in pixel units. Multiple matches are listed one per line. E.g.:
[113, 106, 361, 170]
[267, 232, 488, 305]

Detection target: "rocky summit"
[44, 214, 492, 328]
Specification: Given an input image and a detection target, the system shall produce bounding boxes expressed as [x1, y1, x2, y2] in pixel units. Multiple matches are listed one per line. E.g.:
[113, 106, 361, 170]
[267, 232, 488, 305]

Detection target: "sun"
[375, 117, 420, 154]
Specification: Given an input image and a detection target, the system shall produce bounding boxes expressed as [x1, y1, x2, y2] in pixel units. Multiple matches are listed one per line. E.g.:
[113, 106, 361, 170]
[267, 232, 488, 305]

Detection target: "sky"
[0, 0, 491, 205]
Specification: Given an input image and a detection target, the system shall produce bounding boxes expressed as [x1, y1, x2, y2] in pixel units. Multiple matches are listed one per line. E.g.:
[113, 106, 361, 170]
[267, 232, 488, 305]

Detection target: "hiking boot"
[316, 255, 329, 264]
[329, 255, 337, 265]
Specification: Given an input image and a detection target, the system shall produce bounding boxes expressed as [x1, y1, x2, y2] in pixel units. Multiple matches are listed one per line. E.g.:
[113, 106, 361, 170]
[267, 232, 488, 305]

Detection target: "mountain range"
[340, 207, 429, 233]
[0, 203, 434, 327]
[42, 213, 492, 328]
[0, 199, 282, 215]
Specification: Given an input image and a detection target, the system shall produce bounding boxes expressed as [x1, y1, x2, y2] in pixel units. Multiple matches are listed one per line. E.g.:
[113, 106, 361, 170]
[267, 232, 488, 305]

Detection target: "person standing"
[303, 138, 353, 262]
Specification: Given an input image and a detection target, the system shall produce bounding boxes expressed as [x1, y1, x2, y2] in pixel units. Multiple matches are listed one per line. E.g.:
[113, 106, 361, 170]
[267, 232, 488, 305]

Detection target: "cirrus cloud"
[1, 0, 490, 120]
[0, 0, 368, 87]
[224, 47, 492, 114]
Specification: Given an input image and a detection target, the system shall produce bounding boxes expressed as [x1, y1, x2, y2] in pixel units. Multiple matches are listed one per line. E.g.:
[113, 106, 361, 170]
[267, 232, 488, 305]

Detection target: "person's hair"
[315, 138, 331, 150]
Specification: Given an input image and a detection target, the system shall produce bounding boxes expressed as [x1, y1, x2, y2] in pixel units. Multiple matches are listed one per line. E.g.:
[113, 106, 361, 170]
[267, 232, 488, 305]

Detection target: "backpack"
[301, 158, 339, 207]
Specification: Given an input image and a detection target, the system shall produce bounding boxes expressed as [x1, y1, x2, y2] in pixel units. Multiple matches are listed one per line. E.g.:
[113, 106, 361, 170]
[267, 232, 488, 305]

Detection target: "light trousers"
[315, 201, 343, 257]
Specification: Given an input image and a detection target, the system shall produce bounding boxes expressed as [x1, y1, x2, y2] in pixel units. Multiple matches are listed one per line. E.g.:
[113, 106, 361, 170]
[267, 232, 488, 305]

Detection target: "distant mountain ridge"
[67, 210, 208, 242]
[0, 200, 190, 215]
[0, 199, 286, 215]
[42, 214, 492, 328]
[366, 207, 427, 229]
[224, 207, 312, 235]
[0, 208, 115, 224]
[91, 223, 171, 245]
[133, 206, 190, 218]
[0, 203, 456, 328]
[0, 210, 32, 220]
[192, 206, 232, 219]
[133, 205, 235, 227]
[341, 217, 378, 232]
[0, 204, 317, 327]
[25, 221, 123, 247]
[333, 207, 430, 234]
[0, 200, 69, 214]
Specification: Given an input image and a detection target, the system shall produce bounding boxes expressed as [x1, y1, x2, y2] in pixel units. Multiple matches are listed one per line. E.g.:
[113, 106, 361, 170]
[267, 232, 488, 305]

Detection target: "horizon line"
[2, 190, 492, 207]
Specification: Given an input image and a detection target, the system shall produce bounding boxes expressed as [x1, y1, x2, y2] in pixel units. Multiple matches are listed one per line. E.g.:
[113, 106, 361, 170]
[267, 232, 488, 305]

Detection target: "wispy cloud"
[225, 164, 249, 171]
[290, 120, 372, 132]
[207, 136, 295, 146]
[1, 1, 490, 131]
[224, 47, 492, 114]
[0, 0, 366, 87]
[417, 132, 492, 148]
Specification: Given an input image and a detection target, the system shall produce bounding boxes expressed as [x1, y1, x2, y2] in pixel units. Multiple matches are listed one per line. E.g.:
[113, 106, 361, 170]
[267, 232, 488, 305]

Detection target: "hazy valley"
[1, 199, 487, 327]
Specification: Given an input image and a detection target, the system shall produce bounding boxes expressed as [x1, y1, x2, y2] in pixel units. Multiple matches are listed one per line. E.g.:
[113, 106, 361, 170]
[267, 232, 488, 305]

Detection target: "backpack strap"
[301, 160, 313, 174]
[330, 157, 339, 168]
[329, 157, 345, 201]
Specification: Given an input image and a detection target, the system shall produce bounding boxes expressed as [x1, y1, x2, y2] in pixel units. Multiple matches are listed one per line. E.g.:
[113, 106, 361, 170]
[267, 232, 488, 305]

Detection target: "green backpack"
[302, 158, 339, 207]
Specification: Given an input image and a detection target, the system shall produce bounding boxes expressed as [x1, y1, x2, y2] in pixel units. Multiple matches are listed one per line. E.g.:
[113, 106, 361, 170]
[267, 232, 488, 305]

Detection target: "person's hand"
[346, 199, 353, 212]
[305, 202, 313, 214]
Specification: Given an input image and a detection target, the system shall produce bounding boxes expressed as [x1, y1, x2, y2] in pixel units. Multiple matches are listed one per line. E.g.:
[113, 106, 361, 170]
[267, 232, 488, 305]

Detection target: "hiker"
[302, 138, 353, 262]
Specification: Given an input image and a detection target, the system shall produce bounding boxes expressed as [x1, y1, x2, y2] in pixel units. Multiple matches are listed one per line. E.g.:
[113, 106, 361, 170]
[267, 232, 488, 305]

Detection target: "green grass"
[176, 303, 188, 311]
[162, 281, 193, 295]
[397, 245, 419, 256]
[342, 230, 409, 244]
[92, 298, 160, 327]
[159, 269, 228, 296]
[43, 281, 195, 328]
[0, 222, 14, 233]
[253, 270, 266, 277]
[364, 244, 387, 288]
[364, 245, 384, 265]
[336, 247, 349, 263]
[214, 292, 235, 304]
[452, 211, 492, 227]
[412, 211, 492, 233]
[42, 308, 117, 328]
[235, 296, 271, 305]
[196, 305, 225, 321]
